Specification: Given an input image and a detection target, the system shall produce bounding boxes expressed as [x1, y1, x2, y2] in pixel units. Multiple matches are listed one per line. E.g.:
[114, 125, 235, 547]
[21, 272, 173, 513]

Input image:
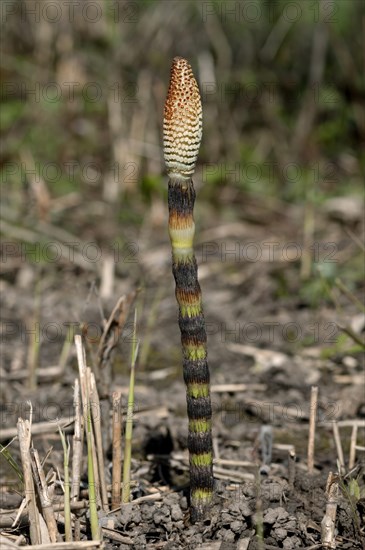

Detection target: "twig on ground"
[17, 406, 41, 544]
[90, 372, 109, 512]
[259, 425, 273, 474]
[59, 427, 72, 542]
[348, 423, 358, 470]
[308, 386, 318, 473]
[0, 417, 74, 442]
[75, 335, 101, 540]
[71, 379, 83, 502]
[332, 421, 346, 475]
[11, 543, 104, 550]
[288, 448, 296, 489]
[211, 383, 267, 393]
[100, 254, 115, 301]
[30, 447, 62, 542]
[321, 471, 339, 549]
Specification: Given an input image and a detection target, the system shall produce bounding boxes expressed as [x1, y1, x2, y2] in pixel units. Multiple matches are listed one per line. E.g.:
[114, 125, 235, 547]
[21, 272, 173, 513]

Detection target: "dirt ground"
[1, 193, 364, 549]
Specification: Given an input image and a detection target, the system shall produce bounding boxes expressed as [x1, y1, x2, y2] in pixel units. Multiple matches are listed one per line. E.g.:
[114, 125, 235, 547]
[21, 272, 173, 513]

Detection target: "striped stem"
[163, 57, 214, 522]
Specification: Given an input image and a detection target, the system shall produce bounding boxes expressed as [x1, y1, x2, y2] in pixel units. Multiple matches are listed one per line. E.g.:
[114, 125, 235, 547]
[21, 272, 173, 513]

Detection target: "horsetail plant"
[163, 56, 214, 522]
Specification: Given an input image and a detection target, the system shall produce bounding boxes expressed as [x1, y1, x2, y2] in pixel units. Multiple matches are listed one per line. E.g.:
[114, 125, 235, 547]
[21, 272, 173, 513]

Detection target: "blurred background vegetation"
[1, 0, 364, 298]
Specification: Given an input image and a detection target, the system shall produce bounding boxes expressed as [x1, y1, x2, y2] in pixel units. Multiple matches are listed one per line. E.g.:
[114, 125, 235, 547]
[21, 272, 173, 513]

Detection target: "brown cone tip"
[163, 57, 202, 179]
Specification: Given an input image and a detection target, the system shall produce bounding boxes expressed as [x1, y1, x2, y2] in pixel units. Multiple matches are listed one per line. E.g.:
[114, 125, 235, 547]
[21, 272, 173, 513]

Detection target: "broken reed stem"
[259, 425, 273, 474]
[332, 421, 346, 475]
[348, 423, 358, 470]
[0, 417, 74, 442]
[71, 379, 83, 502]
[17, 543, 104, 550]
[85, 369, 101, 540]
[77, 355, 100, 512]
[163, 56, 214, 522]
[288, 448, 296, 489]
[59, 428, 72, 542]
[307, 385, 318, 473]
[73, 518, 81, 542]
[321, 471, 339, 549]
[30, 447, 61, 543]
[90, 373, 109, 512]
[85, 376, 101, 540]
[74, 335, 101, 541]
[111, 390, 123, 510]
[122, 310, 139, 504]
[17, 409, 41, 545]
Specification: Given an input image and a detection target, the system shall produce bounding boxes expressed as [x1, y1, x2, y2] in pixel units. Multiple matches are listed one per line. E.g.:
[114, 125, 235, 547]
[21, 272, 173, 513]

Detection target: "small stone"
[274, 507, 289, 524]
[230, 519, 243, 533]
[228, 501, 241, 515]
[120, 503, 133, 525]
[171, 503, 183, 521]
[285, 518, 297, 531]
[222, 529, 235, 542]
[243, 483, 256, 498]
[343, 355, 357, 368]
[141, 503, 153, 520]
[153, 511, 166, 524]
[263, 508, 278, 524]
[239, 500, 252, 517]
[216, 528, 225, 540]
[180, 496, 188, 510]
[263, 481, 289, 502]
[161, 504, 171, 516]
[134, 534, 146, 546]
[217, 528, 234, 541]
[164, 521, 173, 532]
[99, 515, 120, 529]
[165, 492, 180, 504]
[164, 543, 180, 550]
[131, 508, 142, 524]
[221, 512, 232, 524]
[283, 535, 302, 549]
[275, 527, 287, 540]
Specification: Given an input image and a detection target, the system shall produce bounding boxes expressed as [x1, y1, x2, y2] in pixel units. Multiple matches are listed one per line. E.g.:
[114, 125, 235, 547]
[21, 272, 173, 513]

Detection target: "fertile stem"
[163, 57, 214, 522]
